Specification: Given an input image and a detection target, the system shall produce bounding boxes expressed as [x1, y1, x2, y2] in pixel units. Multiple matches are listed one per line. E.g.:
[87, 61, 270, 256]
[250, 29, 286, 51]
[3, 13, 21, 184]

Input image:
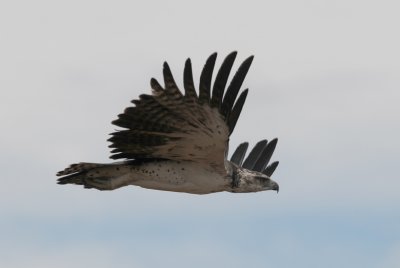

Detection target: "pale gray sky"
[1, 0, 399, 267]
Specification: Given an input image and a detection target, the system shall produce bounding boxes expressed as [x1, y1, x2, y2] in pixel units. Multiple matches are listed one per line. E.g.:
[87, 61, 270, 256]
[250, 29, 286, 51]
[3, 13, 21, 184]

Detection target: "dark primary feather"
[242, 140, 267, 170]
[150, 78, 164, 94]
[183, 59, 197, 99]
[163, 62, 182, 97]
[211, 51, 237, 108]
[253, 138, 278, 172]
[232, 139, 280, 177]
[198, 53, 217, 104]
[230, 142, 249, 165]
[263, 161, 279, 177]
[221, 56, 254, 119]
[109, 52, 254, 161]
[227, 89, 248, 134]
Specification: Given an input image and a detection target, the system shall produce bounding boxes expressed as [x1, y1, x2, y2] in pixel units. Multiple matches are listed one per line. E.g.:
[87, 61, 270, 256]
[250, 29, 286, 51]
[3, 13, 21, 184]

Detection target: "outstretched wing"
[230, 139, 279, 176]
[108, 52, 253, 173]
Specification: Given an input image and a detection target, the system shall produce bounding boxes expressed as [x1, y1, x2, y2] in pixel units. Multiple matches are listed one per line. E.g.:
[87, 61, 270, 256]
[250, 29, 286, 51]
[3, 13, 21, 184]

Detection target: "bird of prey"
[57, 52, 280, 194]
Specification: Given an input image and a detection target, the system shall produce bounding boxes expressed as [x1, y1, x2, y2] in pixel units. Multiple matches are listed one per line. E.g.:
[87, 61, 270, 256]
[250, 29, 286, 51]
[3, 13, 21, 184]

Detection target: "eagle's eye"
[255, 176, 267, 183]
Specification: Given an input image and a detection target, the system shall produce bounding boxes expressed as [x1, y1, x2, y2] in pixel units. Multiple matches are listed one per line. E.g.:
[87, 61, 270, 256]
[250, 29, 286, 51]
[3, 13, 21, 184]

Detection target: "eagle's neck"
[228, 163, 265, 193]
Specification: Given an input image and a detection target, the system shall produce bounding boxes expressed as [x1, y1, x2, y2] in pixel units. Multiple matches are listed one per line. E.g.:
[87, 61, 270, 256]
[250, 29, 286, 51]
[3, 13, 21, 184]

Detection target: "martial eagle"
[57, 52, 280, 194]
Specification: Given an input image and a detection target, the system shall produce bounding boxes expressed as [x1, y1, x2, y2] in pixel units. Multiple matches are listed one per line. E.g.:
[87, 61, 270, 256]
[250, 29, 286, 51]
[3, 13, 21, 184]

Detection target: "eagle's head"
[229, 166, 279, 193]
[254, 174, 279, 193]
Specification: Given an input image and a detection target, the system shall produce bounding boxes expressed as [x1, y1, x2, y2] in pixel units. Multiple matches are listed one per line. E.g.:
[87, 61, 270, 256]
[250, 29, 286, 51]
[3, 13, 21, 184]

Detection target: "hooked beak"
[272, 182, 279, 193]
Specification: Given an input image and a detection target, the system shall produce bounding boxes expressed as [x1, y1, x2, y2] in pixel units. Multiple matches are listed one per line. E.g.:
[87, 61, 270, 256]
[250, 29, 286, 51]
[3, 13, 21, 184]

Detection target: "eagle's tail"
[57, 162, 106, 177]
[57, 162, 116, 190]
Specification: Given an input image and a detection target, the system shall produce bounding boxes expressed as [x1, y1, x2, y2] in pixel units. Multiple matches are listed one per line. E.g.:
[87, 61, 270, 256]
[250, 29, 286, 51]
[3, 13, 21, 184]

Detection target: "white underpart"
[108, 161, 232, 194]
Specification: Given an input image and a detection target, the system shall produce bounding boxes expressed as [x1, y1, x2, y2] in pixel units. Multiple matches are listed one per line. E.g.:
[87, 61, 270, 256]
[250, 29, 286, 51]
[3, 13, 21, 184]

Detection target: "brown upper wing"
[108, 52, 253, 172]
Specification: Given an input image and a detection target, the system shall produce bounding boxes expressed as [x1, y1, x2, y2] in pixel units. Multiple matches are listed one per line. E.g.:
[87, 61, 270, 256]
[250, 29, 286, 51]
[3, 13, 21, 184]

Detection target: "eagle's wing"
[108, 52, 253, 173]
[230, 139, 279, 176]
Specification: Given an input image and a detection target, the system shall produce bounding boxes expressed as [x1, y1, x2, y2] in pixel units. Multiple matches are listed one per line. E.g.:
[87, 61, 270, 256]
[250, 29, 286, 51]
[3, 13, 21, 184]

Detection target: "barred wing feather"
[108, 52, 253, 173]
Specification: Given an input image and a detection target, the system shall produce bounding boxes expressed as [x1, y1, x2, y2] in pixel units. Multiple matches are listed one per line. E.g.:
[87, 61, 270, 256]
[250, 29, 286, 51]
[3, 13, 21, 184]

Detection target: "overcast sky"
[1, 0, 399, 267]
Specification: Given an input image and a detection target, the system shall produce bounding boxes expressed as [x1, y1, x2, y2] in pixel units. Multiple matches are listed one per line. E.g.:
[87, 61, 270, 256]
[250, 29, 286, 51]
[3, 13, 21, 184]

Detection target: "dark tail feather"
[56, 162, 110, 189]
[57, 171, 88, 187]
[57, 162, 106, 176]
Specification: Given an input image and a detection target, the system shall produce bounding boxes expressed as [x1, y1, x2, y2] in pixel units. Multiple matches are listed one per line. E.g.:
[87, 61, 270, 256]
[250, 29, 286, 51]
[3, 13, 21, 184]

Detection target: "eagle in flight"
[57, 52, 280, 194]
